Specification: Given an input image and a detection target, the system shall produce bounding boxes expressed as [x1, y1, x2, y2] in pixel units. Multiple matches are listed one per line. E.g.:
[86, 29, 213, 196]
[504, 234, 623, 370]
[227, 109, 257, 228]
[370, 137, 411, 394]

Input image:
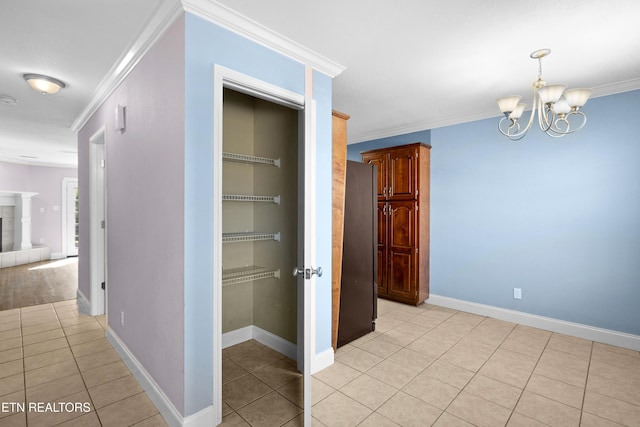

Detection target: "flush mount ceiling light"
[496, 49, 593, 140]
[23, 73, 66, 95]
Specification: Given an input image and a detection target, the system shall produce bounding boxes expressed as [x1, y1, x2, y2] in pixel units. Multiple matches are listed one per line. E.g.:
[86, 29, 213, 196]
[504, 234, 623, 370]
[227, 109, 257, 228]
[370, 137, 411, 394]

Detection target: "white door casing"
[89, 127, 107, 316]
[212, 64, 314, 426]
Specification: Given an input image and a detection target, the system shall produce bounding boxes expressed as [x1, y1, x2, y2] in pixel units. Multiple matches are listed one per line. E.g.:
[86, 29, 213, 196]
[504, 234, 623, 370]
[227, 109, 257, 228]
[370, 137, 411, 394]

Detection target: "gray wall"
[77, 16, 186, 414]
[0, 161, 77, 254]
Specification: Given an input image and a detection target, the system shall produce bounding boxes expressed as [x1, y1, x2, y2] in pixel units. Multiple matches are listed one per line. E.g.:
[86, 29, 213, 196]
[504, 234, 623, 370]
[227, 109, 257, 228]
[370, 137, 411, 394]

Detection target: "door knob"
[293, 266, 322, 279]
[310, 266, 322, 278]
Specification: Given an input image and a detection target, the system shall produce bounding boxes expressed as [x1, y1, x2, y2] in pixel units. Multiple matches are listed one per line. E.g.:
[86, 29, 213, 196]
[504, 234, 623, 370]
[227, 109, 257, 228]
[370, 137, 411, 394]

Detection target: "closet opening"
[218, 87, 305, 424]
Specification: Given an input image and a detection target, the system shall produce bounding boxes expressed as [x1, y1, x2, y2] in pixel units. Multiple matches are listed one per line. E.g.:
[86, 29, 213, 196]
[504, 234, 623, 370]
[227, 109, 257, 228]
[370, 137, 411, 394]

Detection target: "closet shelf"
[223, 232, 281, 243]
[223, 152, 281, 167]
[222, 265, 281, 286]
[223, 194, 281, 204]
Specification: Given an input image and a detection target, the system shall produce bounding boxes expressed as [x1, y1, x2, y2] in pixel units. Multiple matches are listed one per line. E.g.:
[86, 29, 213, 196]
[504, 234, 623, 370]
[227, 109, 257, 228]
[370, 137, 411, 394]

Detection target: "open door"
[297, 67, 317, 427]
[213, 65, 316, 426]
[89, 128, 106, 316]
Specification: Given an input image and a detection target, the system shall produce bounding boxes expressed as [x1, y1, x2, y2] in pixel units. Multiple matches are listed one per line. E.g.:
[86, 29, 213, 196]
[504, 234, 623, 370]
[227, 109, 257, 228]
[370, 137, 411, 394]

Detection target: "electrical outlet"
[120, 311, 125, 327]
[513, 288, 522, 300]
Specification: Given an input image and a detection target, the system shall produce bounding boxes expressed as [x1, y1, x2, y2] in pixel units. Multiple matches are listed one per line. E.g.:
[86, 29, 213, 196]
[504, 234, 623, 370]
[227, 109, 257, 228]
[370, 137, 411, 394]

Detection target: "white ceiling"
[0, 0, 163, 168]
[2, 0, 639, 168]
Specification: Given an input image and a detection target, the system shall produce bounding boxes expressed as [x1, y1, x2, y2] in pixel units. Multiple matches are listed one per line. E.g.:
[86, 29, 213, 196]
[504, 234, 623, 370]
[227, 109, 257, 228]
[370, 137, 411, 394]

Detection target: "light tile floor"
[0, 299, 167, 426]
[3, 298, 639, 426]
[311, 299, 640, 427]
[224, 299, 640, 426]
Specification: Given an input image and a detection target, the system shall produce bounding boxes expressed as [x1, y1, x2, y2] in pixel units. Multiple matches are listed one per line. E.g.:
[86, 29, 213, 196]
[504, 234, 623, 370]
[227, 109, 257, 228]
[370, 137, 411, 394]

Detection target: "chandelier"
[496, 49, 593, 140]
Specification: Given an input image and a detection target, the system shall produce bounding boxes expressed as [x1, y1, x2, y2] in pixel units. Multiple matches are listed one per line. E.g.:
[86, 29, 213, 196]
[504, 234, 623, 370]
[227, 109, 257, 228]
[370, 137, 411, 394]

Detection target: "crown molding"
[71, 0, 345, 134]
[70, 0, 184, 132]
[591, 77, 640, 98]
[348, 80, 640, 145]
[181, 0, 345, 78]
[347, 108, 499, 144]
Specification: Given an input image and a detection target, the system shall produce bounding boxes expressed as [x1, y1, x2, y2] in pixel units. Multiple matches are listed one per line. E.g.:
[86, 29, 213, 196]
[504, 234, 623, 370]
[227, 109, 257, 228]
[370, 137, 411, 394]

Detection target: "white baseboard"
[427, 294, 640, 351]
[105, 325, 333, 427]
[221, 326, 253, 349]
[50, 252, 66, 260]
[76, 289, 90, 314]
[222, 325, 297, 361]
[311, 346, 334, 374]
[183, 406, 215, 427]
[253, 327, 297, 361]
[106, 328, 182, 427]
[221, 325, 333, 372]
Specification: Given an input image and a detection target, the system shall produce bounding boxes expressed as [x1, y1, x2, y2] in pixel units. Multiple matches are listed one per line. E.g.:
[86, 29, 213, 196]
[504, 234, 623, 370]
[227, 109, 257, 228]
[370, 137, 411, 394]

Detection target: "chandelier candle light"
[496, 49, 593, 140]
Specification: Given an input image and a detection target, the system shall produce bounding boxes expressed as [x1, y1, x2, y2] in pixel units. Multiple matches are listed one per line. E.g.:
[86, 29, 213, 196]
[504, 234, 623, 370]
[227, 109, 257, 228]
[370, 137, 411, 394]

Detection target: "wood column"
[331, 110, 350, 350]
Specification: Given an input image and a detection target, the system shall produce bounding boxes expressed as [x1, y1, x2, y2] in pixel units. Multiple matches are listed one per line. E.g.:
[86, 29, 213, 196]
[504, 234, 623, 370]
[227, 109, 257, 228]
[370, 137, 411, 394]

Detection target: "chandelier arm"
[547, 111, 587, 136]
[545, 127, 568, 138]
[538, 101, 555, 133]
[498, 116, 530, 141]
[550, 116, 571, 135]
[520, 91, 538, 133]
[567, 111, 587, 133]
[499, 87, 539, 140]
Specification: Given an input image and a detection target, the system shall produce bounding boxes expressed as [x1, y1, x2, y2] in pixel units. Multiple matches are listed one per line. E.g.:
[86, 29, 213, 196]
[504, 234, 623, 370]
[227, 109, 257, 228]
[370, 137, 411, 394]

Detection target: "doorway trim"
[89, 126, 107, 317]
[212, 64, 309, 425]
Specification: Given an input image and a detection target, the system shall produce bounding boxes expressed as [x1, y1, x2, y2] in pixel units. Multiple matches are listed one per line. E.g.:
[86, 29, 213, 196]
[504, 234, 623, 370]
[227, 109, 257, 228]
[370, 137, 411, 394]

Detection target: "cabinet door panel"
[388, 201, 417, 301]
[389, 202, 415, 250]
[388, 250, 416, 301]
[389, 147, 418, 200]
[363, 153, 387, 199]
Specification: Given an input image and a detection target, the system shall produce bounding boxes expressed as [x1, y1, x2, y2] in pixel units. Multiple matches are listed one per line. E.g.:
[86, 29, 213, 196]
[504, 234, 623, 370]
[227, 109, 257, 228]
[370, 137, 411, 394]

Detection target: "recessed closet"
[221, 87, 299, 354]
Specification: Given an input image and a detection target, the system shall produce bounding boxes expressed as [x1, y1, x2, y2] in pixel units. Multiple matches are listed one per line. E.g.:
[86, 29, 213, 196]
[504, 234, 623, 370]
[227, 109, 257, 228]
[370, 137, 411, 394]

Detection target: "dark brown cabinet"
[337, 161, 377, 347]
[362, 143, 430, 305]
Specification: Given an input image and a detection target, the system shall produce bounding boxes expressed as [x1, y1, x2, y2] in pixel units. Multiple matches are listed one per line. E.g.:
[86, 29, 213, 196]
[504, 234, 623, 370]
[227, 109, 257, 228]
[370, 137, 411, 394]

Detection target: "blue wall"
[184, 13, 333, 416]
[349, 90, 640, 336]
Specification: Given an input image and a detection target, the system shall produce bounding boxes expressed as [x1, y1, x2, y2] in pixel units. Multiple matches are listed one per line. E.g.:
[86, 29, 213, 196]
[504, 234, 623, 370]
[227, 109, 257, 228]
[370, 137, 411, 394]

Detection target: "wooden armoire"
[361, 142, 431, 305]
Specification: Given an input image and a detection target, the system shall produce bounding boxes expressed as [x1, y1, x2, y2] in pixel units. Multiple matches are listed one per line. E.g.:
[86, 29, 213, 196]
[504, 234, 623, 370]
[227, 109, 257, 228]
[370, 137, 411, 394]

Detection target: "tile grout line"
[428, 312, 513, 426]
[359, 307, 447, 424]
[323, 306, 434, 425]
[318, 303, 628, 427]
[52, 304, 159, 425]
[501, 329, 552, 427]
[223, 344, 302, 426]
[578, 340, 595, 427]
[329, 310, 427, 423]
[337, 307, 490, 426]
[51, 302, 100, 426]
